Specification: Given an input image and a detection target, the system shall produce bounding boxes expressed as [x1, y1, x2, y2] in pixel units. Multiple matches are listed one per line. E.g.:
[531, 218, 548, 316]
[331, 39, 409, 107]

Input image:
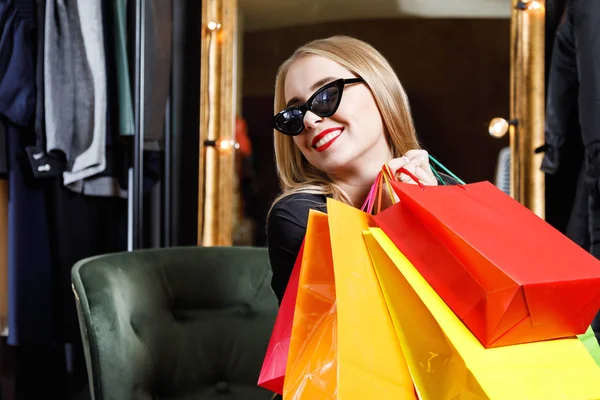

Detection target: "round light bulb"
[207, 21, 222, 31]
[527, 0, 544, 11]
[219, 140, 230, 150]
[488, 118, 510, 138]
[218, 139, 238, 151]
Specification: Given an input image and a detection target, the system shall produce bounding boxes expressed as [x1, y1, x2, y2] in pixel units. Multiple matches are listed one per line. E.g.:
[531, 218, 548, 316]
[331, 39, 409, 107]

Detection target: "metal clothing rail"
[129, 0, 174, 251]
[129, 0, 145, 251]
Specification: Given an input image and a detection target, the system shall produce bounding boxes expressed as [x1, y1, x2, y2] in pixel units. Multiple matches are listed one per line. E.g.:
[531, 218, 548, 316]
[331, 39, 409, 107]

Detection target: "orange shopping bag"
[284, 211, 337, 399]
[284, 201, 416, 399]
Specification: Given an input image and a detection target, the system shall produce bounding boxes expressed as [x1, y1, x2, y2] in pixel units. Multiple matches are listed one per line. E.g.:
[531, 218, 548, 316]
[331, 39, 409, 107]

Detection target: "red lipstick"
[311, 128, 343, 152]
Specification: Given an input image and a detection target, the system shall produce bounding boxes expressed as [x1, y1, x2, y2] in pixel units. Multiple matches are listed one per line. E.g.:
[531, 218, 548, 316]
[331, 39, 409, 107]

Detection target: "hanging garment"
[113, 0, 134, 137]
[142, 0, 171, 150]
[34, 0, 45, 148]
[541, 0, 600, 345]
[66, 0, 129, 198]
[126, 0, 172, 149]
[45, 184, 128, 344]
[23, 0, 64, 181]
[542, 0, 600, 256]
[0, 178, 8, 336]
[0, 0, 55, 346]
[5, 120, 55, 346]
[44, 0, 107, 188]
[0, 0, 36, 127]
[0, 122, 7, 177]
[68, 0, 163, 197]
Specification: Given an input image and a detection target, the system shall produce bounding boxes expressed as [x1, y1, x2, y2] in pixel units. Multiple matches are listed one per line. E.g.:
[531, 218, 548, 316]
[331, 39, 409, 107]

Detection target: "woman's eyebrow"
[310, 76, 336, 91]
[285, 76, 337, 108]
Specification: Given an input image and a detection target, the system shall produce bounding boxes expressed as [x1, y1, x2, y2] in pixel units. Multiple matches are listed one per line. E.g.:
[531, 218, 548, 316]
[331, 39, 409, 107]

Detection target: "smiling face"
[283, 55, 391, 176]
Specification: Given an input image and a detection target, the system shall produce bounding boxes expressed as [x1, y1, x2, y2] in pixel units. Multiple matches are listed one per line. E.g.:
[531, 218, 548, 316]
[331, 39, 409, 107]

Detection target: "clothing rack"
[0, 1, 202, 397]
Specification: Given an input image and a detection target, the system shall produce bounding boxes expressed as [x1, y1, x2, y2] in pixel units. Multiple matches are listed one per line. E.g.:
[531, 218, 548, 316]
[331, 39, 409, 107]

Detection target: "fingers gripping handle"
[394, 167, 426, 189]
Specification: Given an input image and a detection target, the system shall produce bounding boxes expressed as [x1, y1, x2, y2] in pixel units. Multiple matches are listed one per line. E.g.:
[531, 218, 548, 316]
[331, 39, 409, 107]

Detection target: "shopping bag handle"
[361, 164, 431, 214]
[391, 155, 466, 189]
[361, 156, 466, 213]
[360, 170, 381, 212]
[361, 167, 397, 214]
[394, 165, 467, 192]
[394, 167, 426, 189]
[428, 155, 466, 185]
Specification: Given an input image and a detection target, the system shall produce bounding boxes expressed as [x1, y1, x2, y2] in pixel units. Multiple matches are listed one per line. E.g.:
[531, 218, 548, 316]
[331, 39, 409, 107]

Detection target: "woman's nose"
[303, 111, 322, 131]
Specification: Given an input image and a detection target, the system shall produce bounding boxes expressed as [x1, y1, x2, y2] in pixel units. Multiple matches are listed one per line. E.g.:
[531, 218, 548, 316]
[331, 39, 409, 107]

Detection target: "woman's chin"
[316, 157, 357, 176]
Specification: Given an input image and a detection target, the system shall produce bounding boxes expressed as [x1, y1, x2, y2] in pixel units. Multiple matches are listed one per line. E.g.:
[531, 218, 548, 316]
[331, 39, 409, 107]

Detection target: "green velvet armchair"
[71, 246, 279, 400]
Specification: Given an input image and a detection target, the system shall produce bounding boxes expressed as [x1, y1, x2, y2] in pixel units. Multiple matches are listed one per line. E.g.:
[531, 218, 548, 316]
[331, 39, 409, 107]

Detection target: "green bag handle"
[428, 154, 466, 185]
[578, 325, 600, 367]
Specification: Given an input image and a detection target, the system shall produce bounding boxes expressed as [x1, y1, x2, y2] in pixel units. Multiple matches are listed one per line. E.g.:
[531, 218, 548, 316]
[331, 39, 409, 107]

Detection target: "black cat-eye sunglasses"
[272, 78, 365, 136]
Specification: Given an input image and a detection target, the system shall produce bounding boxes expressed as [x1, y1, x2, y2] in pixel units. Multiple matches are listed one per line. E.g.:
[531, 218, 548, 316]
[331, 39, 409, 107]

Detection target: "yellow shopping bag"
[328, 199, 415, 399]
[364, 227, 600, 399]
[284, 200, 417, 399]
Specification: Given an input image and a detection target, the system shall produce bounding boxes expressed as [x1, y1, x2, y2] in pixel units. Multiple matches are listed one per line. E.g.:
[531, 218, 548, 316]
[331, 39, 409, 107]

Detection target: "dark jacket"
[541, 0, 600, 344]
[542, 0, 600, 254]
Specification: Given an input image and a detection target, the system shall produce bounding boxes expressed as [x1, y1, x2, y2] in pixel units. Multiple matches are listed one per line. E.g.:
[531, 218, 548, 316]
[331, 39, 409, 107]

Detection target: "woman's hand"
[387, 150, 438, 186]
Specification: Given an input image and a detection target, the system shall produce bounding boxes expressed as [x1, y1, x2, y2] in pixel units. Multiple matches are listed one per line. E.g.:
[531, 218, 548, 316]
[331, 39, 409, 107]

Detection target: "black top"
[267, 193, 328, 302]
[266, 173, 460, 303]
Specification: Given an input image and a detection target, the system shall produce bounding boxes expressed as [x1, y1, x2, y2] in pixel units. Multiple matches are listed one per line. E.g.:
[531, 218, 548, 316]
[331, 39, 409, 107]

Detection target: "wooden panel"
[198, 0, 238, 246]
[510, 0, 546, 217]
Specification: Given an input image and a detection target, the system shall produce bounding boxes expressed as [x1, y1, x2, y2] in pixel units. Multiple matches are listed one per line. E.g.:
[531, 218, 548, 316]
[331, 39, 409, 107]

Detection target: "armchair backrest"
[72, 246, 278, 400]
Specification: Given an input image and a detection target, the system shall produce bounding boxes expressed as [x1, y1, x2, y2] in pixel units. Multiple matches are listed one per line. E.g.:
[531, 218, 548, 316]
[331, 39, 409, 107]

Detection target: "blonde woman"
[267, 36, 456, 302]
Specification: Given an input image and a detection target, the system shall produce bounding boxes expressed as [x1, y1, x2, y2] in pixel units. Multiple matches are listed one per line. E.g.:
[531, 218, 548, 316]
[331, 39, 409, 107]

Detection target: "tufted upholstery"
[71, 246, 278, 400]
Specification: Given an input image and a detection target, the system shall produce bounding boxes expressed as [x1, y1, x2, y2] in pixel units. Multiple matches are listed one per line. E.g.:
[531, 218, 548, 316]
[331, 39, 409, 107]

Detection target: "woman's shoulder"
[267, 192, 327, 252]
[269, 192, 328, 222]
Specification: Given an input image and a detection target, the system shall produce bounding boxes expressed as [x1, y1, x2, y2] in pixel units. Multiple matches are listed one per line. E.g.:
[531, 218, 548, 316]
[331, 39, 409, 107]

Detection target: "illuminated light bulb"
[527, 0, 544, 11]
[516, 0, 545, 11]
[219, 140, 230, 150]
[218, 139, 238, 151]
[207, 21, 222, 31]
[488, 118, 510, 138]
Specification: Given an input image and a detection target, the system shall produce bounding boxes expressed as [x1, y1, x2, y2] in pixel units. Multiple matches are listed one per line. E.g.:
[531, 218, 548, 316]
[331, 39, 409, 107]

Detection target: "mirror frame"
[197, 0, 547, 245]
[198, 0, 238, 246]
[509, 0, 546, 218]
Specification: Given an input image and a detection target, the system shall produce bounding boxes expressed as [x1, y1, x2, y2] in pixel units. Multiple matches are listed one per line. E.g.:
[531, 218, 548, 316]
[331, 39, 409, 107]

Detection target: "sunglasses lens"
[311, 86, 340, 116]
[275, 108, 304, 135]
[274, 82, 343, 135]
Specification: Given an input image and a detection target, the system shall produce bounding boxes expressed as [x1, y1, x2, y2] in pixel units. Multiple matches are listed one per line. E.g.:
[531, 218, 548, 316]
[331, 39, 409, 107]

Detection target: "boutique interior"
[0, 0, 593, 399]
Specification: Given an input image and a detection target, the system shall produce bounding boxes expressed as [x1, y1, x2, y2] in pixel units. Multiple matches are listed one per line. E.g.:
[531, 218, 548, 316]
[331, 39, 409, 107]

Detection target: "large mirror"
[199, 0, 551, 247]
[234, 0, 512, 246]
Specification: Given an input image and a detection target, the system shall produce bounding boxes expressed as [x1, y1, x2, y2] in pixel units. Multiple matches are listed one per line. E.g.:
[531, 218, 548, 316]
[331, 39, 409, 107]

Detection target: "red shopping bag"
[374, 167, 600, 348]
[257, 241, 304, 394]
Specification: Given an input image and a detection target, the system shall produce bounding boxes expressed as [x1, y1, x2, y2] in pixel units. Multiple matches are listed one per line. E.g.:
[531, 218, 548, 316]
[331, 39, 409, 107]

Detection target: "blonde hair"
[271, 35, 420, 208]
